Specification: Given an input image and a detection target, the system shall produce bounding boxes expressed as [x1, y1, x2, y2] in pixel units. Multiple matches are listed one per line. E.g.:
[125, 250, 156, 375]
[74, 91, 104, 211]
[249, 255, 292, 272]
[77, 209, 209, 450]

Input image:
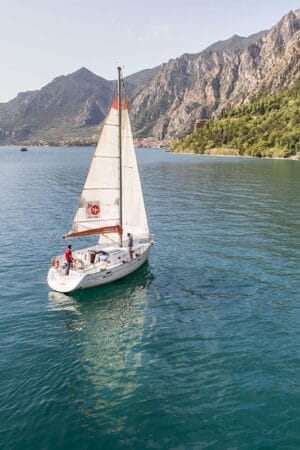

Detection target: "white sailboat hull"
[47, 243, 152, 293]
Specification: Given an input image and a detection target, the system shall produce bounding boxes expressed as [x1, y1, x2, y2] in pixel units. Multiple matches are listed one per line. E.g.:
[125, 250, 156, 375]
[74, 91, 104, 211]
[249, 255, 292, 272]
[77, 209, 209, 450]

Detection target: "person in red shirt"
[65, 244, 73, 275]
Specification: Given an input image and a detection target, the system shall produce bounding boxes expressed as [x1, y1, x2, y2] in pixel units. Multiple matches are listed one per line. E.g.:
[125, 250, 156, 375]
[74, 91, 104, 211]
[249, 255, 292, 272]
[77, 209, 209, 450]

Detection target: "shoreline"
[1, 144, 299, 160]
[170, 152, 300, 161]
[169, 147, 300, 161]
[169, 151, 300, 161]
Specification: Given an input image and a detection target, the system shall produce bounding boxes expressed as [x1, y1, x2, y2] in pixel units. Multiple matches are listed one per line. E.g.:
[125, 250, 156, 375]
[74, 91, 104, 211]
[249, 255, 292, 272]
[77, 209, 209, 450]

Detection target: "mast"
[118, 66, 123, 247]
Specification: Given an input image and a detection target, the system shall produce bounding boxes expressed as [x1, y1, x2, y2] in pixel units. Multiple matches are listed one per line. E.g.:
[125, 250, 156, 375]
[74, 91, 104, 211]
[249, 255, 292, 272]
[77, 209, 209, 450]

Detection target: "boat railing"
[50, 235, 153, 273]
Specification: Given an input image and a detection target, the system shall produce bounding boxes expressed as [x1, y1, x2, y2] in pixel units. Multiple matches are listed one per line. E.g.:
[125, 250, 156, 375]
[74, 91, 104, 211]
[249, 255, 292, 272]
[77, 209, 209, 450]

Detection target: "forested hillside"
[171, 79, 300, 158]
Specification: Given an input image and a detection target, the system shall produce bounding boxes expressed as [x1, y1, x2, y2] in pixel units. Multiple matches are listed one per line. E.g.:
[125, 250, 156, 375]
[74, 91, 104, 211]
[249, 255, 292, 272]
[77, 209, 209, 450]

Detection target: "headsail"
[65, 82, 149, 245]
[65, 99, 121, 242]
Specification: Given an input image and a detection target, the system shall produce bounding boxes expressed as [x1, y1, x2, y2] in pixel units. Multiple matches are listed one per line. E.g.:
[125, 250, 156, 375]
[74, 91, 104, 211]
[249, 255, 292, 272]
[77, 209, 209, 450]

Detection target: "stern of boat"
[47, 261, 84, 293]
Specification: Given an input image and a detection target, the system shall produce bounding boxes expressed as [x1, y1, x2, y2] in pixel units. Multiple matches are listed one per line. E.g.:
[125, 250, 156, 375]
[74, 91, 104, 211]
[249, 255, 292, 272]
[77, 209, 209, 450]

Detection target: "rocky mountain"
[130, 8, 300, 140]
[123, 66, 161, 97]
[0, 68, 113, 144]
[200, 31, 266, 54]
[0, 66, 160, 145]
[0, 9, 299, 145]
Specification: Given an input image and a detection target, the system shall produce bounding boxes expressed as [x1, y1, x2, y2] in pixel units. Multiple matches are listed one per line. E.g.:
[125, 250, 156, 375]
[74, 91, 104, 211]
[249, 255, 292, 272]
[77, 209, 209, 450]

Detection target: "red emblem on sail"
[91, 204, 100, 215]
[86, 202, 100, 218]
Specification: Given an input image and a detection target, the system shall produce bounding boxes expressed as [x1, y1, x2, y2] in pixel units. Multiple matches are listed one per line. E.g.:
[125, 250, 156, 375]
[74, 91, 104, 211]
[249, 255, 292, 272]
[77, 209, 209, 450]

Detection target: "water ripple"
[0, 148, 299, 449]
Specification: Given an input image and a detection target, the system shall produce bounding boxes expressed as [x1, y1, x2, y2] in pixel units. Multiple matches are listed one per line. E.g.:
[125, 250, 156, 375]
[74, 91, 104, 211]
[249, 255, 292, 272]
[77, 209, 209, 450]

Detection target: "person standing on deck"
[65, 244, 73, 275]
[127, 233, 133, 259]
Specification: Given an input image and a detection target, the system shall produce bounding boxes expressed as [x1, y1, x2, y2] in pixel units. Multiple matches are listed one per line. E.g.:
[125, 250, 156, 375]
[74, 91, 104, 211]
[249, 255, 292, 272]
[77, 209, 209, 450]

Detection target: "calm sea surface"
[0, 147, 299, 450]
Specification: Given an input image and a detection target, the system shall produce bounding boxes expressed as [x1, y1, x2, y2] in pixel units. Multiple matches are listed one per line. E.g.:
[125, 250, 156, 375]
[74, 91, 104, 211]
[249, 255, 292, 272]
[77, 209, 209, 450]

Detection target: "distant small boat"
[20, 147, 28, 152]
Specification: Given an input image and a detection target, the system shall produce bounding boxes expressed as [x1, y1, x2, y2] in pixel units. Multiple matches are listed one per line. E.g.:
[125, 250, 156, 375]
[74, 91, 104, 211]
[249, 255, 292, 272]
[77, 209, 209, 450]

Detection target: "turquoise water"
[0, 147, 299, 449]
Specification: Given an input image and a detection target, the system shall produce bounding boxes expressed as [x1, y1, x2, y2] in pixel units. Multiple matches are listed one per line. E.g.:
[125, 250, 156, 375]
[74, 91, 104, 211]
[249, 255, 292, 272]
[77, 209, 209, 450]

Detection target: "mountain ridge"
[0, 8, 299, 145]
[130, 8, 300, 140]
[200, 31, 266, 54]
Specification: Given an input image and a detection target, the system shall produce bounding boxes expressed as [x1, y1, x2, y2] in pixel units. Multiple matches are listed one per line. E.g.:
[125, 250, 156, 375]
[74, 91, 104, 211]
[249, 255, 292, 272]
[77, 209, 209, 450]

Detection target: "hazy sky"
[1, 0, 299, 102]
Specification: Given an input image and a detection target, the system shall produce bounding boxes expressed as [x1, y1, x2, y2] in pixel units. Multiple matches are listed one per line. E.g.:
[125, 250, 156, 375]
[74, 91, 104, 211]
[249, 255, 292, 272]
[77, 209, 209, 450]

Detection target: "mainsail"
[64, 96, 149, 245]
[121, 102, 149, 240]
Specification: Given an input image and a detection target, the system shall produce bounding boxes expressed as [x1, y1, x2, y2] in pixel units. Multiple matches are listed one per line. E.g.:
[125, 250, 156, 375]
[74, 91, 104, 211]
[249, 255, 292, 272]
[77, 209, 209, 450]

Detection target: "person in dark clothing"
[127, 233, 133, 259]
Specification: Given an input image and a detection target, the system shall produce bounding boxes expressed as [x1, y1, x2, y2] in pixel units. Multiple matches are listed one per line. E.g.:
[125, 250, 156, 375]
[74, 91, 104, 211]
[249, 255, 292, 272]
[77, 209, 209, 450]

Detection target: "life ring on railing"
[52, 259, 59, 269]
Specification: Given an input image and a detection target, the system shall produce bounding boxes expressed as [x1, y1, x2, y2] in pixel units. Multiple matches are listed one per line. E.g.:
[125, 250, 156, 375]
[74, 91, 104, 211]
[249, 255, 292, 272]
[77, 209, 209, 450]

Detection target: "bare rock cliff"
[130, 9, 300, 139]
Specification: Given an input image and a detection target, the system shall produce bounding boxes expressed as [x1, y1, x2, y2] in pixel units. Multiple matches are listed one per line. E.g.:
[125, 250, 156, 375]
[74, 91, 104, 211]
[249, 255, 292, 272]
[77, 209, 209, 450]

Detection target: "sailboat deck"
[51, 242, 149, 275]
[47, 241, 152, 292]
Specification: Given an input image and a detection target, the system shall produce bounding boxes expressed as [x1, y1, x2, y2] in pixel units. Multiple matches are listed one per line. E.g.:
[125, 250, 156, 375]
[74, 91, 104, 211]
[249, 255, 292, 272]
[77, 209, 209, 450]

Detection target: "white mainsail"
[64, 97, 149, 245]
[121, 103, 149, 240]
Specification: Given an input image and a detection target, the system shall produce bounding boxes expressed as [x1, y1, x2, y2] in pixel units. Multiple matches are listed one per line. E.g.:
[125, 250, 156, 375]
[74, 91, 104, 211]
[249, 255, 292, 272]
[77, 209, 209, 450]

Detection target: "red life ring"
[52, 259, 59, 269]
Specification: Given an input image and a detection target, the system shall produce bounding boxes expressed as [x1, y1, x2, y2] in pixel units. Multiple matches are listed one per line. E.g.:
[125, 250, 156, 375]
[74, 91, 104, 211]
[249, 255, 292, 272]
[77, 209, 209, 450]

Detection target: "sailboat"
[47, 67, 153, 293]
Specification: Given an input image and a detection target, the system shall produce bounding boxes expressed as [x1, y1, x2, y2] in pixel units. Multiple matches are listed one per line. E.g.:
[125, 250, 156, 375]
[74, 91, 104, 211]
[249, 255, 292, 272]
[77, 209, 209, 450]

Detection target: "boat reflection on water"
[48, 291, 79, 313]
[48, 263, 154, 433]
